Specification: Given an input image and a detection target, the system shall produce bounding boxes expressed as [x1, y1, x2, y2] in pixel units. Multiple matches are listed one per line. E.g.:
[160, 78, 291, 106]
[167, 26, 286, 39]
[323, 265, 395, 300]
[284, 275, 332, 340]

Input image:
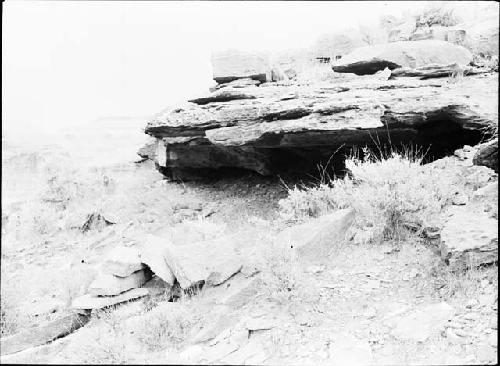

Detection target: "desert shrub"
[135, 301, 196, 351]
[261, 242, 319, 307]
[279, 148, 458, 243]
[68, 312, 132, 364]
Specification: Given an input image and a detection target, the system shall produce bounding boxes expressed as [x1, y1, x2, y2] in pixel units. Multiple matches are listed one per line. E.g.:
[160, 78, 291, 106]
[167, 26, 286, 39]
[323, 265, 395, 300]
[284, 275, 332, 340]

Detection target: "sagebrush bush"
[279, 149, 459, 243]
[135, 302, 195, 351]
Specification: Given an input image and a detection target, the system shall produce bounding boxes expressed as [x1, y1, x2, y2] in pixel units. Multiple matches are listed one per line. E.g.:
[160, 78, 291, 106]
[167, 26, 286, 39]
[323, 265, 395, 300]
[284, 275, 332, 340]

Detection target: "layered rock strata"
[144, 72, 497, 180]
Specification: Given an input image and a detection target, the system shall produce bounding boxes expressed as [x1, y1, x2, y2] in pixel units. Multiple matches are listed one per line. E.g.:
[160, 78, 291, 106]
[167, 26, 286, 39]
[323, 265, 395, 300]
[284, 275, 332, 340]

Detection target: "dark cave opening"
[159, 116, 487, 182]
[253, 118, 485, 180]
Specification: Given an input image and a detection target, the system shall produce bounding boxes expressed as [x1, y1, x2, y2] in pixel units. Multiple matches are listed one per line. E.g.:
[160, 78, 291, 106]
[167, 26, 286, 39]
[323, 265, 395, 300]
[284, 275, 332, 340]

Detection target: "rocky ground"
[1, 135, 498, 364]
[1, 40, 498, 364]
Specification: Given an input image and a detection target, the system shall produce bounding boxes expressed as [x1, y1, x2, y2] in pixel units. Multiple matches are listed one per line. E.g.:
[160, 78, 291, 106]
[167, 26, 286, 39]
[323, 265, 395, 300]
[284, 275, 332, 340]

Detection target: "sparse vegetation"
[1, 2, 498, 364]
[279, 147, 460, 243]
[135, 301, 197, 352]
[70, 310, 132, 364]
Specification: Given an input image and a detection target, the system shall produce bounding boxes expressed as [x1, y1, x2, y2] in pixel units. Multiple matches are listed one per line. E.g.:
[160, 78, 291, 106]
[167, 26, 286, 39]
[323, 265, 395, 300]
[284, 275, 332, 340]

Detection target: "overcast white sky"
[1, 1, 490, 141]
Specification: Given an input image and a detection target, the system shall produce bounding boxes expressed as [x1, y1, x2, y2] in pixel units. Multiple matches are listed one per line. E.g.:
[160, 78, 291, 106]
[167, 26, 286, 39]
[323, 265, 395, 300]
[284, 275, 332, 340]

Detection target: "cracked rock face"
[144, 72, 497, 181]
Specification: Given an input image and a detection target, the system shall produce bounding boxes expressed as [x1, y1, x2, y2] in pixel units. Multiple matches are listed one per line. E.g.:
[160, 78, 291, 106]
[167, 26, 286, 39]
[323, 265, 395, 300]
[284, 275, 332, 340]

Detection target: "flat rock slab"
[72, 287, 149, 310]
[89, 269, 151, 296]
[440, 207, 498, 270]
[101, 245, 145, 277]
[139, 235, 176, 286]
[193, 311, 242, 344]
[391, 302, 455, 342]
[143, 234, 242, 289]
[332, 40, 472, 75]
[216, 275, 262, 308]
[0, 313, 89, 356]
[276, 208, 355, 261]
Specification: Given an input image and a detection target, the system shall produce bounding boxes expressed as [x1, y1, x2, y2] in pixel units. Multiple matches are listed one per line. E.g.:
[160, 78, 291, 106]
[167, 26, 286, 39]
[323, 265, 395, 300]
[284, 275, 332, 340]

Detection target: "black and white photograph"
[1, 0, 498, 364]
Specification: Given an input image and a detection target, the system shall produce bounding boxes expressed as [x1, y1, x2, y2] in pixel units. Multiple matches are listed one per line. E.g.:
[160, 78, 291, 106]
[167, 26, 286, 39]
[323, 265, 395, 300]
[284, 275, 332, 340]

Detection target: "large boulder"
[140, 235, 242, 289]
[473, 138, 498, 173]
[332, 40, 473, 75]
[212, 50, 271, 84]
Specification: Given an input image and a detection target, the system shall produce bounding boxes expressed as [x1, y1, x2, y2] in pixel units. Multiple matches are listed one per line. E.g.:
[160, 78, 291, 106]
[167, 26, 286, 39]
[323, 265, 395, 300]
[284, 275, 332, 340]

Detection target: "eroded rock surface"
[144, 72, 497, 180]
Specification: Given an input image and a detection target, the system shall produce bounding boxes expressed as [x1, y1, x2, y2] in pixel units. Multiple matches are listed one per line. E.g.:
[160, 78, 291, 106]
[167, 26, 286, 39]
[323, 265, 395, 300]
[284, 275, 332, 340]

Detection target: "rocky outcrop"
[332, 40, 473, 75]
[144, 71, 497, 180]
[473, 138, 498, 172]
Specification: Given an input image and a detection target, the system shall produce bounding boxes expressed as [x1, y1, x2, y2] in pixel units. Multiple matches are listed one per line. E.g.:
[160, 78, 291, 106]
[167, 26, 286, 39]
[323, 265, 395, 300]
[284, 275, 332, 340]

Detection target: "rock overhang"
[144, 73, 498, 181]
